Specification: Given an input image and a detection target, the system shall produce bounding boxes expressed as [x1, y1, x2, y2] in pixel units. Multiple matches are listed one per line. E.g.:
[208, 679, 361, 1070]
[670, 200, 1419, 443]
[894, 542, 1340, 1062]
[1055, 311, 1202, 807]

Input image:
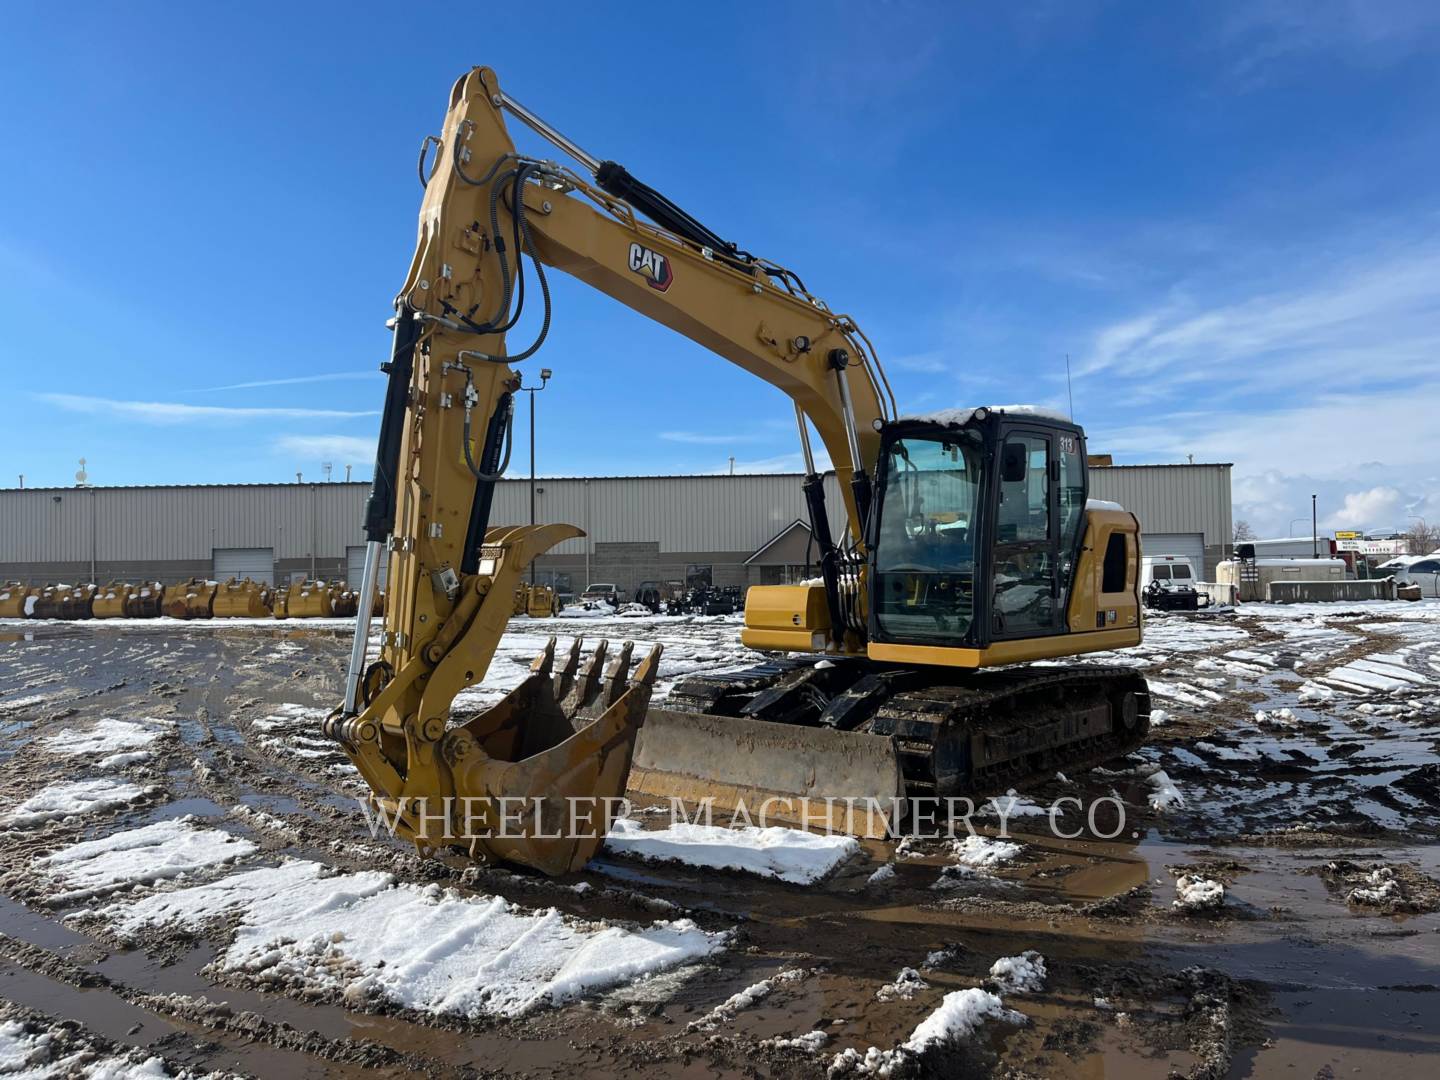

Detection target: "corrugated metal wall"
[0, 465, 1229, 564]
[1089, 465, 1231, 542]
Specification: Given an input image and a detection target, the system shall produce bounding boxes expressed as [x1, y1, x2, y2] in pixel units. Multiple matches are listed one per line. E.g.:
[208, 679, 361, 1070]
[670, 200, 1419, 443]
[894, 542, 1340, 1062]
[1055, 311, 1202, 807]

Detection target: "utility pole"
[1311, 494, 1318, 559]
[517, 367, 553, 585]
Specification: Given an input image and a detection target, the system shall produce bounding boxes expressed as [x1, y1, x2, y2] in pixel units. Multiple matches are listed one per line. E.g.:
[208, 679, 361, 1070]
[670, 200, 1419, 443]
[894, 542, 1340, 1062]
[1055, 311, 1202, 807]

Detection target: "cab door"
[990, 429, 1063, 638]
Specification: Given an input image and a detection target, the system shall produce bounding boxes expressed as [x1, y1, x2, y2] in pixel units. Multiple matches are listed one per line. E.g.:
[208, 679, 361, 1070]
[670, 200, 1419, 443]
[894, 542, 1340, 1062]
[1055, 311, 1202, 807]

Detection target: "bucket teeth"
[531, 636, 558, 677]
[553, 636, 583, 701]
[603, 641, 636, 710]
[439, 639, 665, 875]
[562, 639, 608, 715]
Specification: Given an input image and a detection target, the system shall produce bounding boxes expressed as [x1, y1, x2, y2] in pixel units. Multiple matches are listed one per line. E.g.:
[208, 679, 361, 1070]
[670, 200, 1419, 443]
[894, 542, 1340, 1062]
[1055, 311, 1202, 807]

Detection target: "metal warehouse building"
[0, 463, 1231, 594]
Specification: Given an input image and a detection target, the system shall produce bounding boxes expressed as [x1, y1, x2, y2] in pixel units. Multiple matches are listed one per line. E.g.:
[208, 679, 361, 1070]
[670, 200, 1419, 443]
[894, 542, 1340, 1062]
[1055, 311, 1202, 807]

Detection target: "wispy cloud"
[194, 372, 382, 393]
[1077, 244, 1440, 399]
[659, 430, 773, 445]
[38, 393, 378, 424]
[274, 434, 377, 461]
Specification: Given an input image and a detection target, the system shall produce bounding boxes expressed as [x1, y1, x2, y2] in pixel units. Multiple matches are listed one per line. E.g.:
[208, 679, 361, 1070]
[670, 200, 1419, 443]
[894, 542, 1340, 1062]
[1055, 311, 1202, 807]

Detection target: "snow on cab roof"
[896, 405, 1072, 426]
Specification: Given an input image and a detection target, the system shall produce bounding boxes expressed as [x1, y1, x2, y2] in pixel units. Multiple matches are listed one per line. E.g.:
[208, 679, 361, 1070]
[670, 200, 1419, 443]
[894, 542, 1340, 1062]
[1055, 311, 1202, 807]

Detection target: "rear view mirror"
[1001, 442, 1028, 483]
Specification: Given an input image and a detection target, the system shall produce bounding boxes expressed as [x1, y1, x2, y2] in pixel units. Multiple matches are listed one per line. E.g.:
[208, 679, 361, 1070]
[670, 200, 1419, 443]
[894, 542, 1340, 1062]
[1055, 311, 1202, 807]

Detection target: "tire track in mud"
[0, 609, 1437, 1077]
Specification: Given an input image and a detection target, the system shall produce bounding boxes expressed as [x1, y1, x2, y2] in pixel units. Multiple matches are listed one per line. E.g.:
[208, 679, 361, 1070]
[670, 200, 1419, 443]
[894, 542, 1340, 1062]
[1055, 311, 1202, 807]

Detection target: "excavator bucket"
[92, 582, 134, 619]
[213, 578, 274, 618]
[627, 709, 905, 839]
[285, 579, 333, 618]
[444, 637, 663, 874]
[163, 578, 217, 619]
[0, 582, 37, 619]
[330, 586, 360, 618]
[31, 584, 97, 620]
[125, 582, 165, 618]
[335, 636, 662, 876]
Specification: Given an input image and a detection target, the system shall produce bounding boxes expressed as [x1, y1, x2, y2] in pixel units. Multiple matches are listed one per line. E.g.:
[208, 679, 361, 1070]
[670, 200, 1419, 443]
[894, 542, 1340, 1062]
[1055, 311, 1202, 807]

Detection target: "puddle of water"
[0, 960, 176, 1047]
[147, 796, 227, 821]
[0, 895, 90, 951]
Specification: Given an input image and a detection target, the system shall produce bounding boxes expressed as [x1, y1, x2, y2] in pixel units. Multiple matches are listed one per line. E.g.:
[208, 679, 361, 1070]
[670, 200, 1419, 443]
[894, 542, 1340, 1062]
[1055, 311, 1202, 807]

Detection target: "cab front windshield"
[873, 433, 982, 643]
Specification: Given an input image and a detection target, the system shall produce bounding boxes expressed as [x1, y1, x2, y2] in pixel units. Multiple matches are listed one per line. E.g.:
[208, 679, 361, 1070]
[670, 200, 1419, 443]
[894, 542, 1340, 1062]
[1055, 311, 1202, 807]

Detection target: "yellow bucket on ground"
[0, 583, 36, 619]
[284, 580, 333, 618]
[213, 578, 274, 618]
[330, 585, 359, 618]
[126, 582, 165, 618]
[163, 578, 217, 619]
[92, 582, 135, 618]
[30, 584, 97, 620]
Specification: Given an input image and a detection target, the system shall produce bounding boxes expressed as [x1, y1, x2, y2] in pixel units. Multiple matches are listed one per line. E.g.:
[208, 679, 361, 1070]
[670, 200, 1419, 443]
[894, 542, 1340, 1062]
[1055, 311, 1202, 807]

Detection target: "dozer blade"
[371, 637, 662, 876]
[627, 710, 904, 839]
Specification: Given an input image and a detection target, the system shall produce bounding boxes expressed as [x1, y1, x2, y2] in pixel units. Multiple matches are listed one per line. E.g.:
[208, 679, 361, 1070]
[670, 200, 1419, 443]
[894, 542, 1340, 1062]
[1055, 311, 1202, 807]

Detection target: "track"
[664, 660, 1151, 802]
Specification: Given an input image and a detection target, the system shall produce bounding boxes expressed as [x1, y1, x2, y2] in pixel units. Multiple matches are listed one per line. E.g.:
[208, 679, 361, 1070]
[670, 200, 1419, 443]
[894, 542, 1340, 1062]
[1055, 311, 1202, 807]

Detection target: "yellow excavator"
[323, 67, 1149, 874]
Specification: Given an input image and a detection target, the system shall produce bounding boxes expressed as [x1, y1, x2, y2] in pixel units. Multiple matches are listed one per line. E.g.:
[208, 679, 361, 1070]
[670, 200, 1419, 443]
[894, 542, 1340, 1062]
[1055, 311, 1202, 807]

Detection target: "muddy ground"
[0, 601, 1437, 1078]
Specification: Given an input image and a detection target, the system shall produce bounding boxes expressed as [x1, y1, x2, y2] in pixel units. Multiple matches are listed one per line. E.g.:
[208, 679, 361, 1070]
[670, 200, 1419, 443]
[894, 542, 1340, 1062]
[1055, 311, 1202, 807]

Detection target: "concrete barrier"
[1265, 579, 1397, 603]
[1196, 581, 1237, 606]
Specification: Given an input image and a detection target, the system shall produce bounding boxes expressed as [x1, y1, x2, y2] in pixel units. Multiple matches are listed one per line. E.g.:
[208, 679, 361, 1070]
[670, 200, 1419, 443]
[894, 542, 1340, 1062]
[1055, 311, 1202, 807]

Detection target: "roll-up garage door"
[213, 547, 275, 585]
[1140, 533, 1206, 578]
[346, 545, 389, 589]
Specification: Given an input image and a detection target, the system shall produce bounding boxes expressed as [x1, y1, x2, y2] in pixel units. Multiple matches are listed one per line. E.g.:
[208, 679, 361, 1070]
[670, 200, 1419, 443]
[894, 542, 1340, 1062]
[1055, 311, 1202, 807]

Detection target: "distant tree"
[1232, 520, 1257, 542]
[1407, 519, 1440, 555]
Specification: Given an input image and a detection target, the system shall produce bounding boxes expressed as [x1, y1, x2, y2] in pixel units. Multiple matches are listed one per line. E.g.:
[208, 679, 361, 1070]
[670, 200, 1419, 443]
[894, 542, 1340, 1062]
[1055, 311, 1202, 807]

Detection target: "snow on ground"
[3, 777, 153, 829]
[605, 818, 859, 885]
[874, 967, 928, 1002]
[100, 857, 726, 1019]
[40, 818, 256, 903]
[984, 790, 1048, 820]
[830, 982, 1024, 1076]
[951, 834, 1023, 868]
[1148, 770, 1186, 811]
[989, 951, 1046, 993]
[42, 717, 171, 760]
[1173, 874, 1225, 912]
[0, 1017, 199, 1079]
[686, 968, 806, 1032]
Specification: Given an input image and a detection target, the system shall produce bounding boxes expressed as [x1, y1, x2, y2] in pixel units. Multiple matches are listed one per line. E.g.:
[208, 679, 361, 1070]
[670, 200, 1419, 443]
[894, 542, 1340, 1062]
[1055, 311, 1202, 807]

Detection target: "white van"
[1140, 555, 1203, 610]
[1140, 555, 1198, 591]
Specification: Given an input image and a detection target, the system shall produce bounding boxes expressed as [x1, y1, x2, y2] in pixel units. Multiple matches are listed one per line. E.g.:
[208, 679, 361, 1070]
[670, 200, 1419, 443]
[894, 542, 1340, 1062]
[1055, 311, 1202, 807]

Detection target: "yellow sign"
[1334, 530, 1361, 540]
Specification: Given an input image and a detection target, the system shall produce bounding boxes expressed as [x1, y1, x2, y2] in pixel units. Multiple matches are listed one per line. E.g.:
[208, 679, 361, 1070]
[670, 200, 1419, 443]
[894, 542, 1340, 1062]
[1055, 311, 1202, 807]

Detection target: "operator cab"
[868, 407, 1088, 651]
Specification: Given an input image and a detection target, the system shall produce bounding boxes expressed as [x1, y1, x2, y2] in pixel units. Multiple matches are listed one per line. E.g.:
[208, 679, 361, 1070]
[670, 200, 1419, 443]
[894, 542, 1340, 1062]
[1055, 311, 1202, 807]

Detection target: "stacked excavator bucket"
[330, 586, 359, 618]
[0, 582, 36, 619]
[92, 582, 135, 618]
[284, 580, 333, 618]
[126, 582, 165, 618]
[30, 584, 97, 620]
[163, 578, 217, 619]
[213, 578, 274, 618]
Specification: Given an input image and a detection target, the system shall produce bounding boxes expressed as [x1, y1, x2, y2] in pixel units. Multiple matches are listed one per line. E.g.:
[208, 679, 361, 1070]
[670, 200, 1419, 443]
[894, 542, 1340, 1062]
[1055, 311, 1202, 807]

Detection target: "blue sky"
[2, 2, 1438, 537]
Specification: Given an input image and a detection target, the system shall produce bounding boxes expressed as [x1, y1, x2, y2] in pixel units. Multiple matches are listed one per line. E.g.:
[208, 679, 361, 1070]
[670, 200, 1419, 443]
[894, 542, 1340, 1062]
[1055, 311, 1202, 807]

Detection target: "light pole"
[1288, 517, 1306, 538]
[519, 368, 553, 584]
[1311, 493, 1318, 559]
